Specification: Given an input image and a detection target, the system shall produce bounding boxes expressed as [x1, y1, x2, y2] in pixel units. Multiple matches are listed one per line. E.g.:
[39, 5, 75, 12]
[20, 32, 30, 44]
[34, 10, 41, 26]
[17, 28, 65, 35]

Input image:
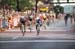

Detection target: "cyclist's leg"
[20, 23, 21, 30]
[64, 18, 67, 26]
[43, 20, 46, 29]
[36, 24, 38, 35]
[20, 23, 23, 32]
[46, 19, 49, 26]
[24, 23, 26, 32]
[52, 16, 54, 23]
[22, 24, 25, 36]
[36, 24, 38, 30]
[20, 24, 23, 33]
[22, 24, 24, 32]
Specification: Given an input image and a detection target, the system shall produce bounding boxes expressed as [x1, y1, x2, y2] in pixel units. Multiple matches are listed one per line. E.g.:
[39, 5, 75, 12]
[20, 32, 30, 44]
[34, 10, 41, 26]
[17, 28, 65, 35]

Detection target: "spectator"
[12, 14, 18, 28]
[64, 14, 70, 26]
[8, 16, 12, 29]
[2, 17, 8, 30]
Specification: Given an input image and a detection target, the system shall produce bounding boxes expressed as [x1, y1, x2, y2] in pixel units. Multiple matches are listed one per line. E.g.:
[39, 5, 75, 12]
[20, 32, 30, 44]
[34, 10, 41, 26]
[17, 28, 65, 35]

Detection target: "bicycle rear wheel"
[36, 24, 40, 36]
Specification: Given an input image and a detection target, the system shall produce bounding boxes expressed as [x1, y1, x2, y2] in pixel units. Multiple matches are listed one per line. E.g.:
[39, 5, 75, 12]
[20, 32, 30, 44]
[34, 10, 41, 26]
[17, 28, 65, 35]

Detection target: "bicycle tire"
[21, 24, 26, 36]
[29, 22, 32, 32]
[36, 24, 40, 36]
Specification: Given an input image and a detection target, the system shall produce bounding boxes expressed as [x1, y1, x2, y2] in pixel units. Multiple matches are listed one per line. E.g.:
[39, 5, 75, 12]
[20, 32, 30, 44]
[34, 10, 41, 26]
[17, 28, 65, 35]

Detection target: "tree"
[53, 5, 64, 18]
[9, 0, 17, 10]
[17, 0, 34, 11]
[0, 0, 17, 10]
[53, 5, 64, 13]
[0, 0, 34, 11]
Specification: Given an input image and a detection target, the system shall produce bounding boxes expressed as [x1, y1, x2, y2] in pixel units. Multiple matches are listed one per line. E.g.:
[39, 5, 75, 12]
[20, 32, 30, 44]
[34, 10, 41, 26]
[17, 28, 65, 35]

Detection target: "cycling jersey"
[29, 15, 33, 21]
[36, 17, 42, 26]
[43, 16, 47, 20]
[20, 16, 26, 24]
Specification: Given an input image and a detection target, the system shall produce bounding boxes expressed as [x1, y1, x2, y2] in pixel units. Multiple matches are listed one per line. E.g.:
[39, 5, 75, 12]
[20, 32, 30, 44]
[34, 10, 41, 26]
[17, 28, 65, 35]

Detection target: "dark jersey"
[28, 15, 33, 21]
[20, 16, 26, 24]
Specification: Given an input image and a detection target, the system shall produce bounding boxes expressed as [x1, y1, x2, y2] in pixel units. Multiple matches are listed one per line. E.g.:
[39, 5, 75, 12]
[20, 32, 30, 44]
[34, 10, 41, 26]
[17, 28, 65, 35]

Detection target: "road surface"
[0, 39, 74, 49]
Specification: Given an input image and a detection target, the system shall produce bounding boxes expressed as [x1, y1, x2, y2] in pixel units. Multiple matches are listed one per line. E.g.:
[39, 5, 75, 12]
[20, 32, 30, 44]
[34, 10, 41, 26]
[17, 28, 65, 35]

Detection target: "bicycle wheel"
[29, 22, 32, 32]
[36, 24, 40, 36]
[22, 24, 26, 36]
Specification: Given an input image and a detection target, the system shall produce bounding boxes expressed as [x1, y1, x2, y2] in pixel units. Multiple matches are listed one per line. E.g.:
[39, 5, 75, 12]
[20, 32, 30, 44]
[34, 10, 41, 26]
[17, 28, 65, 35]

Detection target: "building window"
[59, 0, 67, 2]
[69, 0, 75, 2]
[53, 0, 67, 2]
[53, 0, 75, 2]
[53, 0, 58, 2]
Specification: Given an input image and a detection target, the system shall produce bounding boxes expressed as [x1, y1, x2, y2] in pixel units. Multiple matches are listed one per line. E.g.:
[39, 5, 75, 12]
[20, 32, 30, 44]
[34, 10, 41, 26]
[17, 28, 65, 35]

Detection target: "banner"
[64, 5, 73, 14]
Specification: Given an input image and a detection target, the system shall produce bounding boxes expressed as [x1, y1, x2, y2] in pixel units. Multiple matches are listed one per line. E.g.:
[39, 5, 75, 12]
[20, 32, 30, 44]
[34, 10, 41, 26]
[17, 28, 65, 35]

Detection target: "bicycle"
[36, 23, 40, 36]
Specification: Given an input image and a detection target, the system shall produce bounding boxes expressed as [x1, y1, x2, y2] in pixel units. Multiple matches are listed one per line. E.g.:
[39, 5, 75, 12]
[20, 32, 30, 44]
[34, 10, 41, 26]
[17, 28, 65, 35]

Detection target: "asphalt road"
[0, 36, 74, 49]
[0, 42, 74, 49]
[0, 36, 74, 41]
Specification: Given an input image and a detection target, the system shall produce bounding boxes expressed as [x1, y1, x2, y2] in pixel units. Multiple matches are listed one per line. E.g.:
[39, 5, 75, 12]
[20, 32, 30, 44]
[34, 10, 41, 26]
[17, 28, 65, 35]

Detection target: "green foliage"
[9, 0, 17, 10]
[0, 0, 34, 11]
[53, 5, 64, 14]
[0, 0, 17, 10]
[19, 0, 34, 11]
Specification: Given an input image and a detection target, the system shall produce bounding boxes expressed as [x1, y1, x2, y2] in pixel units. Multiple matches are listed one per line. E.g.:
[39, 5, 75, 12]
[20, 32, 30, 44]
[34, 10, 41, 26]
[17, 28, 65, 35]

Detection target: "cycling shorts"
[20, 19, 26, 24]
[29, 17, 33, 21]
[29, 18, 32, 21]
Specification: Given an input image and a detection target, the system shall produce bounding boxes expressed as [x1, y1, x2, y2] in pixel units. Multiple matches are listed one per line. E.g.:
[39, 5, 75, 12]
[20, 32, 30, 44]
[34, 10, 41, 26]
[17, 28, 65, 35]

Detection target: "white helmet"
[36, 16, 40, 20]
[21, 16, 25, 18]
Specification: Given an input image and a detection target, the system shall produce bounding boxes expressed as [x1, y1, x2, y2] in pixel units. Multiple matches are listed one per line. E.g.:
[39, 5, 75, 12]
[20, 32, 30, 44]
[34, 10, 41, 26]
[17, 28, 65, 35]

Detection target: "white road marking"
[0, 40, 74, 43]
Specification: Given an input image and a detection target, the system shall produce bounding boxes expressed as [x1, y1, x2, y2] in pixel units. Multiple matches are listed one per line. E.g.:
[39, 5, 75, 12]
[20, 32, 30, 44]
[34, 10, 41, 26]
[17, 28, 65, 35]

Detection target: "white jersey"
[36, 16, 40, 20]
[29, 15, 33, 19]
[20, 16, 25, 18]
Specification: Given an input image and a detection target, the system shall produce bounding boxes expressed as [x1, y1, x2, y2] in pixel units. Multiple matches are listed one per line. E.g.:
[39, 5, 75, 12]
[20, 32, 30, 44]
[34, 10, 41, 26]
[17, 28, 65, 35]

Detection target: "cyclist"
[19, 15, 26, 36]
[42, 13, 47, 29]
[28, 14, 34, 32]
[35, 15, 42, 35]
[64, 14, 70, 26]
